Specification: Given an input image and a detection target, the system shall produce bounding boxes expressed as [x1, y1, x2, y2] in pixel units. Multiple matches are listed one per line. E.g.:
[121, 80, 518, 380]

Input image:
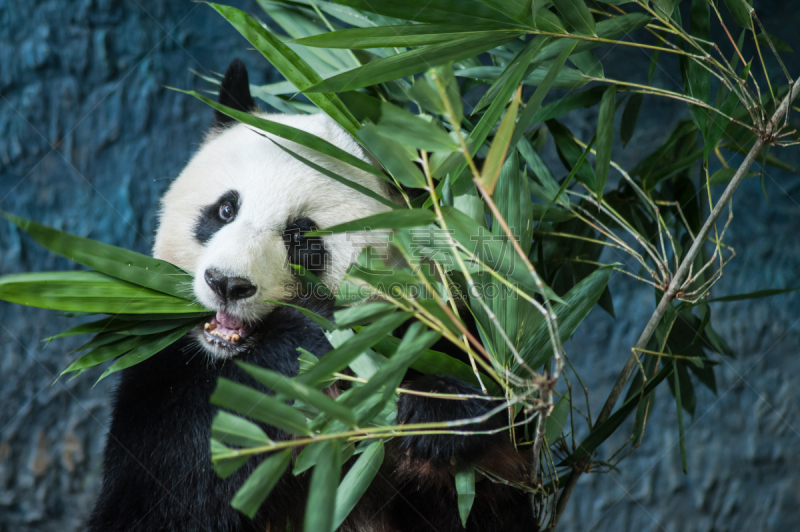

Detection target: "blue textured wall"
[0, 1, 271, 529]
[0, 1, 798, 530]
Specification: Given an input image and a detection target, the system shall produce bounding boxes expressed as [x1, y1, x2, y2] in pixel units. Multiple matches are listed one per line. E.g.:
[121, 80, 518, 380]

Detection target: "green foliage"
[1, 0, 796, 528]
[455, 465, 477, 527]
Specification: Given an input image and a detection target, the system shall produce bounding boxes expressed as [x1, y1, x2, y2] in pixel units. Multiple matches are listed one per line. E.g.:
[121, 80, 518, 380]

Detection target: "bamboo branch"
[548, 74, 800, 531]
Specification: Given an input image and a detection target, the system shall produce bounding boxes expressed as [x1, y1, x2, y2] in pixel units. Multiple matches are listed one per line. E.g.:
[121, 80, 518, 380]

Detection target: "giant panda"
[87, 59, 536, 532]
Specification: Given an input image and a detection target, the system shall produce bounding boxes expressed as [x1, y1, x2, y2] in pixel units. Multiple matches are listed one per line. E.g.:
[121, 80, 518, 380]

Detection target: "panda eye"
[283, 217, 327, 274]
[285, 218, 317, 240]
[193, 190, 239, 244]
[218, 202, 235, 222]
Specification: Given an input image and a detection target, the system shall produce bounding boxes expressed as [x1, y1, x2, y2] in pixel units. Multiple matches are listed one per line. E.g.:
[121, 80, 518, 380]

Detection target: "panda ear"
[214, 58, 256, 126]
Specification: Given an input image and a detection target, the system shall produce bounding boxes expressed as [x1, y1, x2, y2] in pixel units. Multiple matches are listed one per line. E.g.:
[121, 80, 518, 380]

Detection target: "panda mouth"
[202, 310, 254, 347]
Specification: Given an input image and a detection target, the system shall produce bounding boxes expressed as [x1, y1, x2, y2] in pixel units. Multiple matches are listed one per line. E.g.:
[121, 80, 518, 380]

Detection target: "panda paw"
[395, 374, 504, 466]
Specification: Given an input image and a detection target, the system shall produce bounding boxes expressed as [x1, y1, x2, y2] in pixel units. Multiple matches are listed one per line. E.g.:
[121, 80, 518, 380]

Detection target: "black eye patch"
[193, 190, 240, 244]
[283, 217, 329, 275]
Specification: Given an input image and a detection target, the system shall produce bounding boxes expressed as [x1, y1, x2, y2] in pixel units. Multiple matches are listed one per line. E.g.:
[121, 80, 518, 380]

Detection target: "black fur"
[214, 58, 256, 126]
[395, 374, 504, 465]
[386, 376, 536, 531]
[193, 189, 240, 244]
[283, 216, 329, 275]
[87, 298, 333, 532]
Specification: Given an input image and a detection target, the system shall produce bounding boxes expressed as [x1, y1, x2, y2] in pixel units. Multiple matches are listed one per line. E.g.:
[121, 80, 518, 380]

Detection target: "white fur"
[152, 113, 392, 353]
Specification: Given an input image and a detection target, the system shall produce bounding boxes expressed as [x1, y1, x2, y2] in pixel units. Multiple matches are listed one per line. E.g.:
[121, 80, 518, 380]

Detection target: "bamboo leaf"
[305, 33, 519, 93]
[434, 38, 548, 185]
[455, 465, 476, 527]
[266, 136, 399, 210]
[595, 85, 617, 201]
[208, 3, 360, 134]
[722, 142, 797, 172]
[109, 317, 201, 336]
[211, 411, 273, 448]
[264, 4, 356, 73]
[264, 299, 336, 331]
[0, 271, 207, 314]
[755, 32, 793, 53]
[631, 355, 659, 445]
[482, 0, 565, 30]
[362, 98, 458, 152]
[620, 93, 643, 148]
[210, 439, 249, 479]
[481, 87, 522, 194]
[457, 64, 588, 91]
[511, 41, 579, 148]
[535, 13, 649, 64]
[722, 0, 752, 29]
[297, 312, 412, 387]
[705, 285, 800, 303]
[211, 378, 312, 436]
[293, 23, 519, 48]
[517, 266, 612, 370]
[473, 36, 547, 115]
[44, 316, 137, 341]
[552, 0, 596, 35]
[61, 335, 146, 376]
[370, 335, 498, 394]
[304, 440, 341, 532]
[703, 90, 739, 161]
[237, 362, 358, 428]
[651, 0, 675, 18]
[334, 302, 397, 328]
[545, 391, 570, 443]
[356, 125, 427, 189]
[2, 212, 193, 299]
[231, 449, 292, 518]
[539, 134, 595, 223]
[344, 322, 441, 422]
[681, 0, 711, 134]
[525, 86, 605, 126]
[479, 0, 533, 25]
[333, 440, 385, 529]
[314, 209, 436, 235]
[707, 167, 757, 186]
[70, 331, 138, 354]
[175, 89, 387, 184]
[547, 119, 596, 190]
[334, 0, 523, 26]
[96, 322, 198, 382]
[440, 206, 563, 302]
[569, 50, 603, 77]
[294, 441, 328, 476]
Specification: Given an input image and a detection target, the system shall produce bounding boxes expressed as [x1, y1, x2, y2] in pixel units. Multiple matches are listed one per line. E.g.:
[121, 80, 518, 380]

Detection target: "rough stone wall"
[0, 1, 268, 529]
[0, 1, 797, 531]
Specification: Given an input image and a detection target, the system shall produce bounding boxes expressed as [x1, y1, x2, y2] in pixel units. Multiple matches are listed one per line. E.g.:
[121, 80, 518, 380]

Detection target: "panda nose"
[204, 268, 257, 301]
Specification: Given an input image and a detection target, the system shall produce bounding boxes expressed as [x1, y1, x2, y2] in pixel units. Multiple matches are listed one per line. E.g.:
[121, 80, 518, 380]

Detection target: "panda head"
[152, 59, 393, 359]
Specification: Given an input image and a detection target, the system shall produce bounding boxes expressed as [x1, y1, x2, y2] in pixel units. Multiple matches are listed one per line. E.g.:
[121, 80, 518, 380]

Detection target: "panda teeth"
[204, 323, 216, 332]
[206, 329, 242, 344]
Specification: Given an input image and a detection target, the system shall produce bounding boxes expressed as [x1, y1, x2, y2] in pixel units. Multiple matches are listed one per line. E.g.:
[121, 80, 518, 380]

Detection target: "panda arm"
[378, 375, 538, 532]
